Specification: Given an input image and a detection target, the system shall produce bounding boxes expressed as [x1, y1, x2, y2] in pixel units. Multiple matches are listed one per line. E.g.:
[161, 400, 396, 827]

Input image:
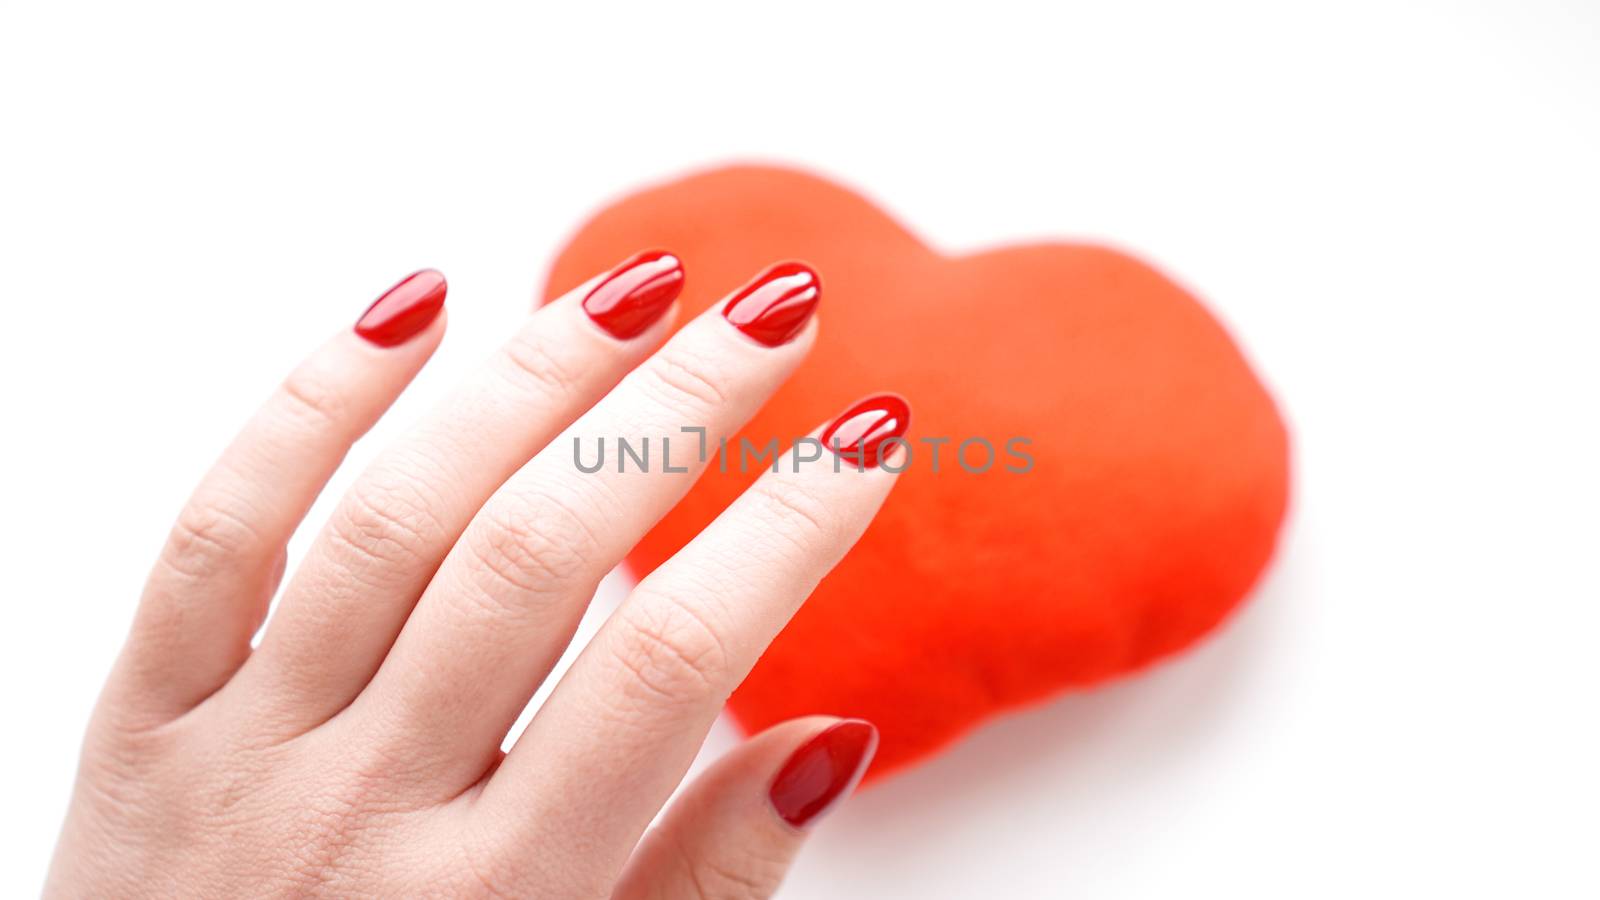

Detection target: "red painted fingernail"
[821, 394, 912, 469]
[355, 269, 447, 347]
[582, 250, 685, 339]
[722, 261, 820, 346]
[769, 720, 878, 828]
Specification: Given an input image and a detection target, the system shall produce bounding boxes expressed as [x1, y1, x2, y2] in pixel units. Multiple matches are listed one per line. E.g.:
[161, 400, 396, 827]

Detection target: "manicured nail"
[821, 394, 912, 469]
[355, 269, 447, 347]
[722, 261, 820, 346]
[769, 720, 879, 828]
[582, 250, 685, 339]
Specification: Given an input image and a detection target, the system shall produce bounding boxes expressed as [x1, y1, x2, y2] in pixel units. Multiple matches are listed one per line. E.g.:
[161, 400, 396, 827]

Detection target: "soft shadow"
[813, 544, 1301, 849]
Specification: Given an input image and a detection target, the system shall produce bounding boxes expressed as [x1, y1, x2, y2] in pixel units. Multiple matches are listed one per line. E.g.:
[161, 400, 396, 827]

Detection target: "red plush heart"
[543, 166, 1290, 782]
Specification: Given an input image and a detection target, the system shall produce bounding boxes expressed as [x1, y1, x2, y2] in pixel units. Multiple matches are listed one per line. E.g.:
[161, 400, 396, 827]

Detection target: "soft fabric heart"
[543, 165, 1290, 783]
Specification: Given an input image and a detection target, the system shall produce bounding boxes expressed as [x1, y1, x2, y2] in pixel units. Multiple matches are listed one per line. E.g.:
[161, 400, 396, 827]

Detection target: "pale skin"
[46, 261, 900, 898]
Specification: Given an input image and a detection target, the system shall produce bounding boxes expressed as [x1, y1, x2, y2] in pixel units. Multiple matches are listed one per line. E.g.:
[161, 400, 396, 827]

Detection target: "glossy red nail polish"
[821, 394, 912, 469]
[722, 262, 821, 346]
[355, 269, 447, 347]
[582, 250, 685, 339]
[769, 720, 879, 828]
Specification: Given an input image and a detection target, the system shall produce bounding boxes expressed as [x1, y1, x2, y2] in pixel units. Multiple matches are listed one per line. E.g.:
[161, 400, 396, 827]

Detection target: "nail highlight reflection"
[820, 394, 912, 469]
[722, 262, 821, 346]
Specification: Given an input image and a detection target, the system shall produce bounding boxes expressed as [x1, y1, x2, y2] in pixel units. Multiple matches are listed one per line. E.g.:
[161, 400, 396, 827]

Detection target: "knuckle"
[328, 467, 448, 569]
[463, 489, 599, 601]
[279, 366, 350, 430]
[456, 839, 523, 900]
[612, 592, 731, 706]
[642, 344, 733, 413]
[693, 855, 785, 899]
[277, 784, 391, 894]
[664, 829, 786, 900]
[749, 479, 834, 549]
[497, 332, 584, 400]
[161, 499, 261, 580]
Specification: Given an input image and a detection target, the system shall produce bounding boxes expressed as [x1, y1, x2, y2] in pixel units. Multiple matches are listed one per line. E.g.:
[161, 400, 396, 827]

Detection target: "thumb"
[614, 717, 878, 900]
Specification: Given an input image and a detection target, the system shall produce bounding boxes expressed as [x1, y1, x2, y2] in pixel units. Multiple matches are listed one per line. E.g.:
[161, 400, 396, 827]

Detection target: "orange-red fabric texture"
[542, 165, 1290, 782]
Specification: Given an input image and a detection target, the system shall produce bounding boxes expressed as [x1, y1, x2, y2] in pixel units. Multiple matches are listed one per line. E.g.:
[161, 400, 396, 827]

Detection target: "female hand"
[46, 253, 909, 898]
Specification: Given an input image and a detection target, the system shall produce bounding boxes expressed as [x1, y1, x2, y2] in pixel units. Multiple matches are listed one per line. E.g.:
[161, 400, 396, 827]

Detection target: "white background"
[3, 1, 1598, 896]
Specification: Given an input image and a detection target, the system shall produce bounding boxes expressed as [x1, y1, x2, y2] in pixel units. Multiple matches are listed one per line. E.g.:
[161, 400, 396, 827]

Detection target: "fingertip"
[354, 269, 448, 347]
[581, 251, 685, 340]
[820, 392, 912, 471]
[768, 718, 879, 829]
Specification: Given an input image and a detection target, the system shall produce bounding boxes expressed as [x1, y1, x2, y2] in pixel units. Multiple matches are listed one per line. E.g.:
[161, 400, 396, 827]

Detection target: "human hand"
[46, 253, 908, 898]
